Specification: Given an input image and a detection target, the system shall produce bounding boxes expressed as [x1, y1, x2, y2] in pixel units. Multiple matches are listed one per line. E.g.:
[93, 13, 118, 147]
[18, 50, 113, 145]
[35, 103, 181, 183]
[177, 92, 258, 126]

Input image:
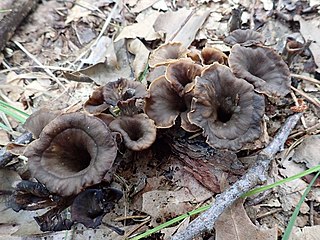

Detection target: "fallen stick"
[171, 113, 302, 240]
[0, 0, 37, 51]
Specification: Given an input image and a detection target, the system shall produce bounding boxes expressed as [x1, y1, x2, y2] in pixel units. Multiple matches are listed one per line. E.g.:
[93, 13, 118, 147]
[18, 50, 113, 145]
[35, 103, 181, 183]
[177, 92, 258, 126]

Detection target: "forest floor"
[0, 0, 320, 239]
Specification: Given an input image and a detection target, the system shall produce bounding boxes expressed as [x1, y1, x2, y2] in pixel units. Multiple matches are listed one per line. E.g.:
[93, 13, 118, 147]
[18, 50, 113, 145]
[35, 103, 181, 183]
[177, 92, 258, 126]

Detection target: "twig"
[0, 0, 37, 51]
[171, 113, 302, 240]
[69, 1, 119, 70]
[291, 86, 320, 108]
[291, 73, 320, 85]
[13, 41, 68, 90]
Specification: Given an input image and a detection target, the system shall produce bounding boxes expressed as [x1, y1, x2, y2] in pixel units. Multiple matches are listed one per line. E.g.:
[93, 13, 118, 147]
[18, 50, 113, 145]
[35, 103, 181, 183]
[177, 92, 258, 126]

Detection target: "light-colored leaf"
[115, 11, 161, 41]
[127, 39, 150, 78]
[215, 198, 277, 240]
[295, 15, 320, 71]
[292, 135, 320, 169]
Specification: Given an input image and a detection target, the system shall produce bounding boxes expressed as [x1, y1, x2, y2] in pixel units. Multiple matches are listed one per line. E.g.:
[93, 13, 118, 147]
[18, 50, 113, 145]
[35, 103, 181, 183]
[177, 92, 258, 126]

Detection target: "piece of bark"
[0, 0, 38, 51]
[171, 113, 302, 240]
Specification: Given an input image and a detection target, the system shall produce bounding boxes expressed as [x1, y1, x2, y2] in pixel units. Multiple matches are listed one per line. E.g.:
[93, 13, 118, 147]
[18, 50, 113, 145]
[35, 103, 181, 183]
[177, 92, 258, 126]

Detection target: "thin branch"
[171, 113, 302, 240]
[291, 73, 320, 85]
[291, 86, 320, 108]
[13, 41, 68, 90]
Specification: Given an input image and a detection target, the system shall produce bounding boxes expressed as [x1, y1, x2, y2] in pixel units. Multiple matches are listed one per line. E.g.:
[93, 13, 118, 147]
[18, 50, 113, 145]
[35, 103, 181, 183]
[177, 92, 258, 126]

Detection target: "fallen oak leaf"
[215, 198, 277, 240]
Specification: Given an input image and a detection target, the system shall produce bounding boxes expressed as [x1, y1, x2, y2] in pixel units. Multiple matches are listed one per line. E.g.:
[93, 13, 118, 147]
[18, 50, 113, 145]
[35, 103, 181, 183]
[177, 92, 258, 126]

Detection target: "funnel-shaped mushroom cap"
[201, 47, 228, 65]
[149, 42, 189, 68]
[109, 113, 156, 151]
[23, 108, 60, 138]
[84, 86, 109, 115]
[224, 29, 265, 46]
[24, 112, 117, 196]
[228, 44, 291, 97]
[103, 78, 148, 106]
[144, 76, 185, 128]
[188, 63, 265, 151]
[165, 59, 202, 96]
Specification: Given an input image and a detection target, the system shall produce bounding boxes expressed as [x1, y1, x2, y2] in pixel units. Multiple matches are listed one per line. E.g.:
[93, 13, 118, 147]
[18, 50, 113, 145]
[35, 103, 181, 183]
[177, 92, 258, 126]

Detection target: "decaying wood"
[0, 0, 37, 51]
[171, 113, 302, 240]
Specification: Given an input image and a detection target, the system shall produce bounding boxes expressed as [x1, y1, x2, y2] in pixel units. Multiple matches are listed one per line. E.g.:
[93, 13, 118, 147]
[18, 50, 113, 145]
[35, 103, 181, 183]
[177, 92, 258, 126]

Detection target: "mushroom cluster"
[143, 30, 291, 151]
[84, 78, 157, 151]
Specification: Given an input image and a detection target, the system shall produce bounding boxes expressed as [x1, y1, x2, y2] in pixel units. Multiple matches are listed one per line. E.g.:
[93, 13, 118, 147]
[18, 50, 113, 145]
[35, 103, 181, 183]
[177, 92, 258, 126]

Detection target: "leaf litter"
[0, 0, 319, 239]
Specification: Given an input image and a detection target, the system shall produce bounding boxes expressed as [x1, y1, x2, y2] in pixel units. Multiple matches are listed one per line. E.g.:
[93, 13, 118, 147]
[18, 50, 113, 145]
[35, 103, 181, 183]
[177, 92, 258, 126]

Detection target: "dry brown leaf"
[65, 0, 93, 24]
[127, 38, 150, 78]
[78, 40, 132, 85]
[295, 15, 320, 71]
[115, 11, 161, 41]
[0, 130, 10, 146]
[154, 8, 210, 48]
[292, 135, 320, 169]
[141, 189, 194, 226]
[291, 225, 320, 240]
[81, 36, 117, 66]
[129, 0, 161, 13]
[215, 198, 277, 240]
[171, 8, 210, 48]
[154, 8, 192, 41]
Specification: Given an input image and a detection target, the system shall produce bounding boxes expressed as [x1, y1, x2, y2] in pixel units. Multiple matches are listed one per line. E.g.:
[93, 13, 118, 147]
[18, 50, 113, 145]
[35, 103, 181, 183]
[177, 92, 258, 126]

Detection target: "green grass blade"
[130, 205, 211, 240]
[0, 106, 28, 123]
[282, 171, 320, 240]
[0, 122, 12, 132]
[0, 100, 30, 117]
[243, 165, 320, 197]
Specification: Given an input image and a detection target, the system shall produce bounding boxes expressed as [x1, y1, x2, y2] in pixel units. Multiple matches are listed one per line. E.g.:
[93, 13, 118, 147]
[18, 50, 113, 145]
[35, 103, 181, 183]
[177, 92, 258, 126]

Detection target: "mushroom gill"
[109, 113, 156, 151]
[24, 112, 117, 196]
[188, 63, 265, 151]
[228, 44, 291, 97]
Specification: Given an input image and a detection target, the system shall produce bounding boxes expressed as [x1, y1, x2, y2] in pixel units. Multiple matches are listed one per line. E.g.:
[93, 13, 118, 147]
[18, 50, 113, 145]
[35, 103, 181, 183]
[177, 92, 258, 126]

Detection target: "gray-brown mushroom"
[224, 29, 265, 47]
[148, 42, 189, 68]
[228, 44, 291, 97]
[188, 63, 265, 151]
[24, 112, 117, 196]
[165, 58, 202, 96]
[109, 113, 156, 151]
[103, 78, 148, 115]
[83, 86, 109, 115]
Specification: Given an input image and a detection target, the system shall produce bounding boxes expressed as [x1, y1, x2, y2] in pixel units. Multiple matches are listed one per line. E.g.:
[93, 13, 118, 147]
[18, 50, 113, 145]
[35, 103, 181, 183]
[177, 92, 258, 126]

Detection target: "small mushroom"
[224, 29, 265, 46]
[228, 44, 291, 97]
[23, 108, 60, 138]
[103, 78, 148, 115]
[71, 188, 123, 229]
[282, 37, 305, 66]
[149, 42, 189, 68]
[109, 113, 156, 151]
[145, 76, 183, 128]
[24, 112, 117, 196]
[200, 47, 228, 65]
[165, 59, 202, 96]
[83, 86, 109, 115]
[144, 76, 198, 132]
[188, 63, 265, 151]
